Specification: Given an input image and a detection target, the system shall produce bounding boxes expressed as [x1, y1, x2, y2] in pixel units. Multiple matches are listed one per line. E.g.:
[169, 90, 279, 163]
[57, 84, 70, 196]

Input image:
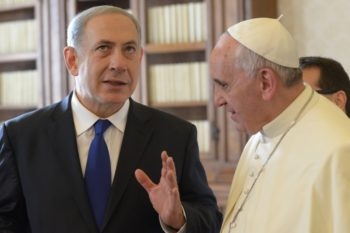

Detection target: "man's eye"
[125, 45, 136, 54]
[97, 45, 109, 52]
[215, 81, 228, 89]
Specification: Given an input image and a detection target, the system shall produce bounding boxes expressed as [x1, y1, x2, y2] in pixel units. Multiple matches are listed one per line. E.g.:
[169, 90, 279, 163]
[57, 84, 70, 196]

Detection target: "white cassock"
[221, 85, 350, 233]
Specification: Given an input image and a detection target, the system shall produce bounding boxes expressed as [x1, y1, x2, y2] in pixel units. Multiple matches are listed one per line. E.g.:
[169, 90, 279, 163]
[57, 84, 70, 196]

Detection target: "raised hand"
[135, 151, 185, 230]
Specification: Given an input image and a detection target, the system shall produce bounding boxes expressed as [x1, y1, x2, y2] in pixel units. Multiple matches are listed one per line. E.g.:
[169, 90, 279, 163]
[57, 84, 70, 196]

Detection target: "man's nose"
[109, 50, 127, 73]
[214, 89, 226, 107]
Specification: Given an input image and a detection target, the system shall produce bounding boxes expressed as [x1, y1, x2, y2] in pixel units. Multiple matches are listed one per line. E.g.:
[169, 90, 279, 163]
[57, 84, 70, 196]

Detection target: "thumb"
[135, 169, 155, 192]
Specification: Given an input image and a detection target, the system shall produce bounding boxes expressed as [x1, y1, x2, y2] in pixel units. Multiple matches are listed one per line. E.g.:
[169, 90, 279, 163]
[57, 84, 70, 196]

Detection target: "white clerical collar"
[71, 91, 129, 136]
[260, 84, 315, 140]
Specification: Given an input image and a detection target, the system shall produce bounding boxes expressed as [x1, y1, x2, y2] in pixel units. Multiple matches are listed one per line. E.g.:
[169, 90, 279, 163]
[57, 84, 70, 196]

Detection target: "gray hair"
[67, 5, 141, 48]
[233, 42, 302, 87]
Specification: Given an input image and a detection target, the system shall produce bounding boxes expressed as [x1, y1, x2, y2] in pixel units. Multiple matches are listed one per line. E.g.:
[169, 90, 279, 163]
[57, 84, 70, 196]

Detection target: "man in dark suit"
[0, 5, 222, 233]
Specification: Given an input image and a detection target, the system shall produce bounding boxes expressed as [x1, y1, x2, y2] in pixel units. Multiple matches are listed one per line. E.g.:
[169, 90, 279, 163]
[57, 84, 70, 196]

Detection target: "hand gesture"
[135, 151, 185, 230]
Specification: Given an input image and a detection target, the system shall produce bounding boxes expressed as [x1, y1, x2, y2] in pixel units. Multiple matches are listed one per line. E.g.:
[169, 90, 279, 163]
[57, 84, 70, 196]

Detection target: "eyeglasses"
[316, 89, 340, 95]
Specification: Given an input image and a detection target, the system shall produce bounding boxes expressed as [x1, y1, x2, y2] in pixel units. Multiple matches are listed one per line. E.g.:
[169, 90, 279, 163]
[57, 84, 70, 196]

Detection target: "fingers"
[135, 151, 178, 193]
[161, 151, 168, 177]
[135, 169, 155, 192]
[161, 151, 178, 190]
[161, 151, 176, 175]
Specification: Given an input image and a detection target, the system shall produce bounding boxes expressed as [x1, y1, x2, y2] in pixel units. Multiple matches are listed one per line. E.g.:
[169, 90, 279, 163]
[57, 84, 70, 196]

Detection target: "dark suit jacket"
[0, 94, 222, 233]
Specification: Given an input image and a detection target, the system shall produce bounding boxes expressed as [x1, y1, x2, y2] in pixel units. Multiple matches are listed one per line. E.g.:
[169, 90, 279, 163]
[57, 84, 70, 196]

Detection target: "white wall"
[278, 0, 350, 74]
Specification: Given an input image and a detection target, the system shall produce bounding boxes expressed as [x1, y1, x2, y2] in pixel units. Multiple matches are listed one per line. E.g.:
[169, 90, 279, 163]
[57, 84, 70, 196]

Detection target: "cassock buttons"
[230, 221, 237, 229]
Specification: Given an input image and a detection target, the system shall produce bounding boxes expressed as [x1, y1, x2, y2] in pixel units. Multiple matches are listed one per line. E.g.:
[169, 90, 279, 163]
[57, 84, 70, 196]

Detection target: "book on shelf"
[147, 1, 207, 44]
[0, 19, 37, 54]
[148, 61, 208, 104]
[0, 70, 39, 106]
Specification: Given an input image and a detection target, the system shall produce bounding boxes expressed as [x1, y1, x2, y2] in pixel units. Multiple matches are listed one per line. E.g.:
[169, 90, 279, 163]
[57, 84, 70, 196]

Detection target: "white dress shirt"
[71, 91, 128, 182]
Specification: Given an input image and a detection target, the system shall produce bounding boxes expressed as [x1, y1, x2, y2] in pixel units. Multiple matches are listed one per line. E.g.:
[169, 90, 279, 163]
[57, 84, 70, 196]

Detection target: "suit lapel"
[48, 95, 97, 232]
[103, 100, 154, 226]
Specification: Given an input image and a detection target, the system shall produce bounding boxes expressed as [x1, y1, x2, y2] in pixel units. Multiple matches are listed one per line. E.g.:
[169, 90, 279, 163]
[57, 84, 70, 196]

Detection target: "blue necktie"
[85, 119, 111, 231]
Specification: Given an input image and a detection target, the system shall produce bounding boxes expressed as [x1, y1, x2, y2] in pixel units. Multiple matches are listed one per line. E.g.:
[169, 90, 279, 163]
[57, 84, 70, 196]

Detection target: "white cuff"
[159, 205, 187, 233]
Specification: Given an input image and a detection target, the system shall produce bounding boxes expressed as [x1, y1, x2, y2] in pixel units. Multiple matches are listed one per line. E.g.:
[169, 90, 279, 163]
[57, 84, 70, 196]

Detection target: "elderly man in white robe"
[210, 17, 350, 233]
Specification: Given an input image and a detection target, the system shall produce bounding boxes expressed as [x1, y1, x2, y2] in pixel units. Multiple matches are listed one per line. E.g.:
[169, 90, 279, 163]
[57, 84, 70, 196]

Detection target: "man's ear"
[258, 68, 277, 101]
[63, 46, 79, 76]
[331, 90, 347, 113]
[139, 47, 144, 62]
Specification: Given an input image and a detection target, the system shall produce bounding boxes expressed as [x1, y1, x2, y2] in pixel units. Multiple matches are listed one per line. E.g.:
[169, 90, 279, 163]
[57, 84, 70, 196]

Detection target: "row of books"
[191, 120, 210, 153]
[147, 2, 207, 44]
[148, 62, 209, 103]
[0, 70, 39, 106]
[0, 20, 37, 54]
[0, 0, 31, 7]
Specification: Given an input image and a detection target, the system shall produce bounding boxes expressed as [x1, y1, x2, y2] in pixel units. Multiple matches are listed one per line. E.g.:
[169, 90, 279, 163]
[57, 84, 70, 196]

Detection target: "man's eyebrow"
[213, 79, 226, 85]
[96, 40, 114, 45]
[124, 40, 138, 46]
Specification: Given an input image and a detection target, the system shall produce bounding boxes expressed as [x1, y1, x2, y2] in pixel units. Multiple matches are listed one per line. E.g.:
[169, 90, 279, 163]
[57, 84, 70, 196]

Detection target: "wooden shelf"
[150, 100, 207, 108]
[0, 52, 37, 71]
[0, 2, 35, 22]
[76, 0, 130, 12]
[0, 52, 37, 63]
[151, 104, 207, 121]
[147, 50, 206, 65]
[145, 42, 206, 54]
[146, 0, 204, 8]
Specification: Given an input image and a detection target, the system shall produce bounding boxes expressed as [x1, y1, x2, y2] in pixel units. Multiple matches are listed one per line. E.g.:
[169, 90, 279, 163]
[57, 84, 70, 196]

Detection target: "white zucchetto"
[227, 17, 299, 68]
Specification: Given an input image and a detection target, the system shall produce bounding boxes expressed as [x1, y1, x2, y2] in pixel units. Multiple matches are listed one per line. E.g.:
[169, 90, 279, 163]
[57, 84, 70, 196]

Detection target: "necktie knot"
[94, 119, 111, 135]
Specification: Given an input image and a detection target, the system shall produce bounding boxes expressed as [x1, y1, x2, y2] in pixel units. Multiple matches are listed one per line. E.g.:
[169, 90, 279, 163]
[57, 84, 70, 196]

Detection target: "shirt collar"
[71, 91, 129, 136]
[260, 84, 314, 140]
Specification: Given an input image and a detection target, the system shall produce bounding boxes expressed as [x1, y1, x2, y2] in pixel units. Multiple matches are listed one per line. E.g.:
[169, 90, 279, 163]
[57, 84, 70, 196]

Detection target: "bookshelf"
[0, 0, 42, 121]
[137, 0, 214, 158]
